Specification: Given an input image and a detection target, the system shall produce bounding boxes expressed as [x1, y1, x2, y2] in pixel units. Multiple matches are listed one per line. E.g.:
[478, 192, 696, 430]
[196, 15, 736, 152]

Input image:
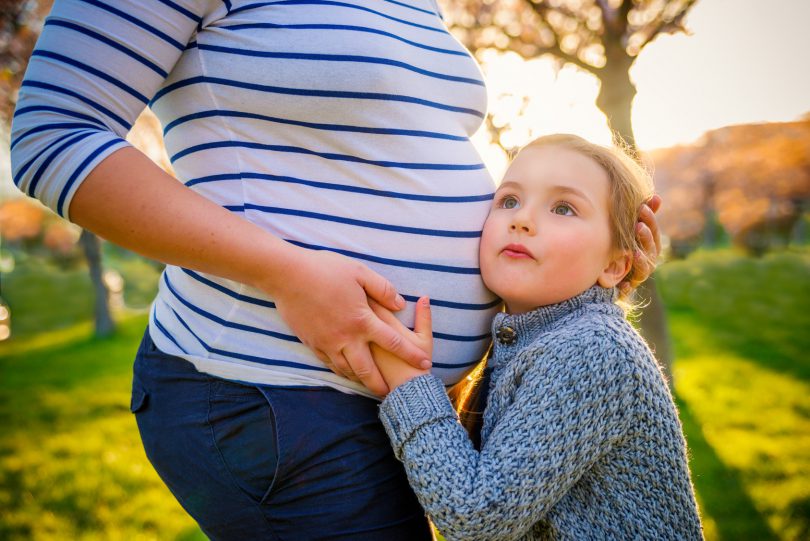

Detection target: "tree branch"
[637, 0, 698, 47]
[536, 43, 600, 74]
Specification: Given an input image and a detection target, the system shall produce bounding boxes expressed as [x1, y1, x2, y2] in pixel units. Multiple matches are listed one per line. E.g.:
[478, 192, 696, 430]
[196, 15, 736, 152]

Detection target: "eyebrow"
[550, 185, 593, 206]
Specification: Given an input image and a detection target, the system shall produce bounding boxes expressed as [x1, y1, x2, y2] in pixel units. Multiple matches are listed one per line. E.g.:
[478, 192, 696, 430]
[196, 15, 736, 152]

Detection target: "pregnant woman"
[10, 1, 659, 539]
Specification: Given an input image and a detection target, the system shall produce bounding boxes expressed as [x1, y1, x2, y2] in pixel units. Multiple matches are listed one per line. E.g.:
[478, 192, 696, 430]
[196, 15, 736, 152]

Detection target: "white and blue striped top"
[11, 0, 500, 398]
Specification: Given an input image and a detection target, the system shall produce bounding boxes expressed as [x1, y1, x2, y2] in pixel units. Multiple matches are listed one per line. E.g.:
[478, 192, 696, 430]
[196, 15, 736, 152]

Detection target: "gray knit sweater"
[379, 286, 703, 541]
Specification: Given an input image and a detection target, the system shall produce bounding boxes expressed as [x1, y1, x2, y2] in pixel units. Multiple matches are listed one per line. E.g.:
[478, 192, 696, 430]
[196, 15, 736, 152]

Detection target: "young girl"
[371, 134, 703, 540]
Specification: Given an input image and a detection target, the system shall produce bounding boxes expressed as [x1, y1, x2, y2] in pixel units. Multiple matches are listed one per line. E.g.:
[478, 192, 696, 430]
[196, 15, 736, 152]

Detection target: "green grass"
[0, 247, 808, 539]
[659, 248, 810, 541]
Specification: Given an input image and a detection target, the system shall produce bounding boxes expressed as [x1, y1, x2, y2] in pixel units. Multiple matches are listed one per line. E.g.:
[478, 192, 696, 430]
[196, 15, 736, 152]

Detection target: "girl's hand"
[621, 194, 662, 294]
[369, 296, 433, 394]
[269, 249, 430, 396]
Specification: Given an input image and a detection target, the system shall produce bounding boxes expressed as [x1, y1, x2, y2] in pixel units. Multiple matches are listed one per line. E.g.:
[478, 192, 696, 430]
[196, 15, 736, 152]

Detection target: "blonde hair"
[453, 134, 655, 425]
[522, 133, 655, 303]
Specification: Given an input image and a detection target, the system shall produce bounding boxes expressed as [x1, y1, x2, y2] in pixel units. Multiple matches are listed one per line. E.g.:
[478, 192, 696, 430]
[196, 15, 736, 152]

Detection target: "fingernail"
[420, 359, 432, 370]
[422, 296, 431, 307]
[395, 294, 405, 308]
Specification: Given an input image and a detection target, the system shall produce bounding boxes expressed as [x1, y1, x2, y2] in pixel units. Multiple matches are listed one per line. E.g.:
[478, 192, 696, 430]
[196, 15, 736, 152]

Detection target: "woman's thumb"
[359, 269, 405, 311]
[414, 296, 432, 336]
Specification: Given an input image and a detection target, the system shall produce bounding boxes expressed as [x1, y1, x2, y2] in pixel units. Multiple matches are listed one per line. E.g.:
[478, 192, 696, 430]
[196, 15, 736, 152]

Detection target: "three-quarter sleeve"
[9, 0, 222, 220]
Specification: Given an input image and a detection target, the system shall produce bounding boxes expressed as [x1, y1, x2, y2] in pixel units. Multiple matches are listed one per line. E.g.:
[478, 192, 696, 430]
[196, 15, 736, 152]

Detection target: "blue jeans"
[131, 327, 432, 540]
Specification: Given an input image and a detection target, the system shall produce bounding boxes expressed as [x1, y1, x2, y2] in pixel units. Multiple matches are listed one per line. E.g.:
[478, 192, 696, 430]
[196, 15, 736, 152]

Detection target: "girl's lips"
[502, 243, 534, 259]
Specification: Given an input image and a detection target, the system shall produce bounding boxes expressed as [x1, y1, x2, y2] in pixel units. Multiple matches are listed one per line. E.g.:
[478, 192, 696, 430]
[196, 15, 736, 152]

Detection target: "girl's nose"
[509, 210, 535, 234]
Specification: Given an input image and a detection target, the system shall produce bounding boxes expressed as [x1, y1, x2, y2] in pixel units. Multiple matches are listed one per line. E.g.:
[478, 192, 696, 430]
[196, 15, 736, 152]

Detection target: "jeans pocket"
[130, 386, 148, 413]
[208, 380, 279, 505]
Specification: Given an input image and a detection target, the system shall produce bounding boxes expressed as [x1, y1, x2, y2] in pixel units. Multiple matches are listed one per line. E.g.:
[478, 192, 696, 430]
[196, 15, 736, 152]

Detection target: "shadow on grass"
[668, 308, 810, 385]
[676, 395, 777, 541]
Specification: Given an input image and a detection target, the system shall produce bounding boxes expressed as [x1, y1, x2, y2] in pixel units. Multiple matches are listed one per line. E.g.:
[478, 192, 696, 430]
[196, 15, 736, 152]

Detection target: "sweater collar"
[489, 285, 620, 367]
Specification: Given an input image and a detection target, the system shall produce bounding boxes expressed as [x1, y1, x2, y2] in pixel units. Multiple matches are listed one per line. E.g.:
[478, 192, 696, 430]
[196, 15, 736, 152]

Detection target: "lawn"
[0, 247, 808, 540]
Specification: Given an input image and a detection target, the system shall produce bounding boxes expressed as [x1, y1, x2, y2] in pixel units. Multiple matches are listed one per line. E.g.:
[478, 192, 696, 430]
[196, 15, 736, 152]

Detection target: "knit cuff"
[379, 374, 457, 459]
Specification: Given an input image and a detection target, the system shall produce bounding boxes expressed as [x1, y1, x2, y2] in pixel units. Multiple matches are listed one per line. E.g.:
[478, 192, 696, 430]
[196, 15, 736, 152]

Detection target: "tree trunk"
[79, 229, 115, 337]
[596, 57, 674, 385]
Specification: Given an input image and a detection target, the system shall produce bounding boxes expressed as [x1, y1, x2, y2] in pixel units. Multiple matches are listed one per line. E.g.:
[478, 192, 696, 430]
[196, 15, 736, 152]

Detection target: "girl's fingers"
[368, 317, 430, 370]
[413, 296, 432, 338]
[368, 299, 410, 334]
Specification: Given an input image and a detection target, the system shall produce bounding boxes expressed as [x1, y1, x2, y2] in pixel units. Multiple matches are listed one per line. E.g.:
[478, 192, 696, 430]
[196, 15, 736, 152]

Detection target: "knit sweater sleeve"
[379, 339, 636, 541]
[10, 0, 223, 220]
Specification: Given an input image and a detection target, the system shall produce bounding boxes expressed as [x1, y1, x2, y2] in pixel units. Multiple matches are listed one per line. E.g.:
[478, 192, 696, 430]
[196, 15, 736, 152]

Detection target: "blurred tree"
[651, 120, 810, 256]
[2, 0, 174, 337]
[441, 0, 700, 378]
[0, 0, 118, 335]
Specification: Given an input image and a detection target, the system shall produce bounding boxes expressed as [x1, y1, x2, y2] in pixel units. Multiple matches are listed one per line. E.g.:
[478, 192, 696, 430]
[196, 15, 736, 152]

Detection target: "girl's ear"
[597, 251, 632, 288]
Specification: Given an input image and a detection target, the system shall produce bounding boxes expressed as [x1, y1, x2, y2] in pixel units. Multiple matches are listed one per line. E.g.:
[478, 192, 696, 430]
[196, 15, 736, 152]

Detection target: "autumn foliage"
[651, 119, 810, 255]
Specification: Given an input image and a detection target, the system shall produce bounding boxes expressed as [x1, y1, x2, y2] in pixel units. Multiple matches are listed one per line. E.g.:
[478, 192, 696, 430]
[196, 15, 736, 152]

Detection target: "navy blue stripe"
[181, 267, 499, 312]
[76, 0, 185, 51]
[22, 131, 94, 195]
[432, 358, 485, 369]
[21, 80, 130, 129]
[180, 268, 277, 309]
[206, 346, 334, 372]
[166, 305, 208, 349]
[44, 19, 168, 77]
[194, 44, 483, 87]
[286, 239, 481, 275]
[172, 141, 485, 170]
[223, 0, 232, 10]
[164, 303, 332, 373]
[10, 122, 102, 151]
[231, 1, 444, 34]
[155, 0, 201, 22]
[32, 50, 149, 103]
[401, 293, 501, 311]
[229, 204, 481, 238]
[220, 22, 466, 57]
[150, 76, 485, 119]
[173, 272, 489, 344]
[383, 0, 435, 16]
[152, 308, 190, 353]
[433, 331, 490, 343]
[186, 171, 494, 203]
[57, 138, 124, 216]
[12, 106, 107, 129]
[163, 273, 301, 343]
[14, 129, 84, 186]
[163, 109, 466, 140]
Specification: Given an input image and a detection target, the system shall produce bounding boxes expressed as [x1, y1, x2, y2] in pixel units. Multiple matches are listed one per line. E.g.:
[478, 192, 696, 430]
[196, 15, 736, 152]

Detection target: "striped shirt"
[11, 0, 500, 398]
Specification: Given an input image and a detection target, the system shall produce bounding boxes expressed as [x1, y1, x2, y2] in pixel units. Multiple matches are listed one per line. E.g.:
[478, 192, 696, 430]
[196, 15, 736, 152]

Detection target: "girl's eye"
[500, 195, 519, 209]
[552, 203, 575, 216]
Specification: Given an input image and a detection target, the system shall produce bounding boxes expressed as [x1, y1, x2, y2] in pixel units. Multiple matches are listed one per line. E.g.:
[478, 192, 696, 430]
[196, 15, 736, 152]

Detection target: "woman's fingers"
[358, 267, 406, 312]
[340, 344, 388, 396]
[367, 316, 430, 370]
[638, 205, 661, 258]
[647, 193, 663, 214]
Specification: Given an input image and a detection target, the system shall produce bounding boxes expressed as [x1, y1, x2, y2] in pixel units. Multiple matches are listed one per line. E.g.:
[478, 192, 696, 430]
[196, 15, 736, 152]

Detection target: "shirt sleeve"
[9, 0, 224, 220]
[378, 346, 635, 541]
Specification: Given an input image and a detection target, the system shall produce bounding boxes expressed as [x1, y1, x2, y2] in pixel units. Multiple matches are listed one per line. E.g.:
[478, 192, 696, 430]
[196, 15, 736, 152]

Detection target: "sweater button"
[496, 326, 516, 345]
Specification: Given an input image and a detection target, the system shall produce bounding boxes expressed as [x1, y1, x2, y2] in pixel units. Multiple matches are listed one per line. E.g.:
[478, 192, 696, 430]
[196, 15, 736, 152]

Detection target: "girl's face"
[480, 145, 631, 314]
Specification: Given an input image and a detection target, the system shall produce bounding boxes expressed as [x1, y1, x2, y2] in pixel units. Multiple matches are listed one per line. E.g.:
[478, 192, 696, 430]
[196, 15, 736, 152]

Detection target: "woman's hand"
[369, 296, 433, 394]
[621, 194, 663, 294]
[269, 249, 430, 396]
